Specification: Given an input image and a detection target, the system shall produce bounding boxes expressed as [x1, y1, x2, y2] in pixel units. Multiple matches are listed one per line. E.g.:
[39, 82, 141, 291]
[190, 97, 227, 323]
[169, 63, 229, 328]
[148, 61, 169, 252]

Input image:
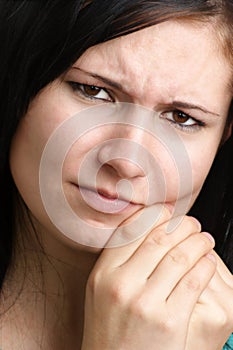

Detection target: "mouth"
[97, 188, 119, 200]
[77, 185, 140, 214]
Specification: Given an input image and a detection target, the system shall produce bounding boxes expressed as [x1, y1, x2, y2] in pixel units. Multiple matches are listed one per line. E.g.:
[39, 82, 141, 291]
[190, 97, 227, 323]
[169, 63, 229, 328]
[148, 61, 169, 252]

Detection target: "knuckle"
[129, 298, 168, 327]
[148, 229, 171, 248]
[86, 269, 103, 295]
[197, 233, 212, 249]
[115, 224, 136, 243]
[167, 248, 188, 267]
[108, 279, 129, 305]
[157, 315, 177, 335]
[88, 270, 129, 305]
[189, 216, 201, 231]
[213, 307, 229, 328]
[181, 215, 201, 233]
[128, 298, 149, 320]
[218, 312, 228, 328]
[182, 275, 201, 292]
[128, 299, 180, 336]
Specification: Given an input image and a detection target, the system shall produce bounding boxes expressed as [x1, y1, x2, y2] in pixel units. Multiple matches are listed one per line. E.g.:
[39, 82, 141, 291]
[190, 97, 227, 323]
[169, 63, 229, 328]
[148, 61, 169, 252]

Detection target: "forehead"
[76, 20, 232, 110]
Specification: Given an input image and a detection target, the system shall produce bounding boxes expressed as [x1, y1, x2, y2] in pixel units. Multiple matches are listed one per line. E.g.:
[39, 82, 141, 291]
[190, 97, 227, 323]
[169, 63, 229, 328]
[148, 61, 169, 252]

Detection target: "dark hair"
[0, 0, 233, 288]
[190, 117, 233, 271]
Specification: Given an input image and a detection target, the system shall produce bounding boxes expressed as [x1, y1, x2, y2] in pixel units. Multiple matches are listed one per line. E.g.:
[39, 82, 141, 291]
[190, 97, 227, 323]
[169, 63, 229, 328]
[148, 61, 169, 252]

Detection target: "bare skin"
[82, 207, 233, 350]
[1, 20, 233, 349]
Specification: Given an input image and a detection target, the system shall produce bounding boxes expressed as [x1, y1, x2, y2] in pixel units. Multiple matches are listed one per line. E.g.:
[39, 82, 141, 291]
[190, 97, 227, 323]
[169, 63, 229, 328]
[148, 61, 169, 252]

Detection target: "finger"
[199, 266, 233, 302]
[95, 204, 171, 269]
[197, 269, 233, 332]
[167, 254, 216, 318]
[212, 251, 233, 288]
[144, 232, 215, 298]
[117, 215, 202, 279]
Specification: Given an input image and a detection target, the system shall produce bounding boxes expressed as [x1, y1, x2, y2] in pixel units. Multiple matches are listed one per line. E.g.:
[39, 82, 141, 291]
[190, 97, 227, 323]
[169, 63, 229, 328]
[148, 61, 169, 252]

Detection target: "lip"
[97, 188, 119, 200]
[77, 185, 139, 214]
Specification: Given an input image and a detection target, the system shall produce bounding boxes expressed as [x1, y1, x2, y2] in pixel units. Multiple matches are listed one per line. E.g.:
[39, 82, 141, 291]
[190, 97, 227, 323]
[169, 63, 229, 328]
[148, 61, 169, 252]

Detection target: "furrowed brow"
[73, 67, 123, 91]
[172, 100, 220, 117]
[72, 67, 222, 117]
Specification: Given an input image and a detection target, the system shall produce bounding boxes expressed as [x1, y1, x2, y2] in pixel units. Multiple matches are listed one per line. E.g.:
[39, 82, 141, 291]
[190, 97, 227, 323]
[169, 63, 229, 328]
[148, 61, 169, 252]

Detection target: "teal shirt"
[223, 334, 233, 349]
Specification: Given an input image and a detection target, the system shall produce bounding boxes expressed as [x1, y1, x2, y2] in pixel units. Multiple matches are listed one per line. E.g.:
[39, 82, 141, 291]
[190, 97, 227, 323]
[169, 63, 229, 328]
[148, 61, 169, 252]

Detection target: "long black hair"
[190, 115, 233, 271]
[0, 0, 233, 288]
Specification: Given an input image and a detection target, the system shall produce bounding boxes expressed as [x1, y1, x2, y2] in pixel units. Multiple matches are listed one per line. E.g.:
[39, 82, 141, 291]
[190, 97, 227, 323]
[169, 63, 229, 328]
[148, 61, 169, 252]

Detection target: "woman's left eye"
[161, 110, 205, 131]
[68, 82, 113, 102]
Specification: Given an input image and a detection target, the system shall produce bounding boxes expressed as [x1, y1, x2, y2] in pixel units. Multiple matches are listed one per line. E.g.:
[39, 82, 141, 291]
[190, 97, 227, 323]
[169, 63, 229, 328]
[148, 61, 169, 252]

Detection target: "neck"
[1, 216, 100, 350]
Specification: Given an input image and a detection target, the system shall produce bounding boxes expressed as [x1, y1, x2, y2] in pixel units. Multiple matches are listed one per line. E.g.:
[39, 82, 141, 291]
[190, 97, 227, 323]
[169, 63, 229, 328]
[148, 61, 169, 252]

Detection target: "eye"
[161, 110, 205, 131]
[68, 82, 113, 102]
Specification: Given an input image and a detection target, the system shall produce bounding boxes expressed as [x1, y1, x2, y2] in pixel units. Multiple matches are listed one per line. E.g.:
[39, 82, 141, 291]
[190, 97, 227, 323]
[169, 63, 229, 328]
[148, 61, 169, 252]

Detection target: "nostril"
[105, 158, 145, 179]
[96, 137, 154, 180]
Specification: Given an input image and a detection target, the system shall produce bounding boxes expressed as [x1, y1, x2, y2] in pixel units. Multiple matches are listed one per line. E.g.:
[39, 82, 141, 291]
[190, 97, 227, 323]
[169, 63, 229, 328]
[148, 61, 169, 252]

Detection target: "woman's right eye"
[68, 82, 114, 102]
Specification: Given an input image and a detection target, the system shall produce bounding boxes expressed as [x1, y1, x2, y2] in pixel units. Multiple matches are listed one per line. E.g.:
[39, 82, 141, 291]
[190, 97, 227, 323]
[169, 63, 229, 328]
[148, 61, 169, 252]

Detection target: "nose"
[97, 127, 150, 179]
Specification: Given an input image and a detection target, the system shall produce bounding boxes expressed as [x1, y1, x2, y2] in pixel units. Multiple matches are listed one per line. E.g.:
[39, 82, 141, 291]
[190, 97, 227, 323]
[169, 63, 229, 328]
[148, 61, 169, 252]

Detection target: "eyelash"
[68, 81, 114, 102]
[68, 81, 206, 132]
[160, 110, 205, 132]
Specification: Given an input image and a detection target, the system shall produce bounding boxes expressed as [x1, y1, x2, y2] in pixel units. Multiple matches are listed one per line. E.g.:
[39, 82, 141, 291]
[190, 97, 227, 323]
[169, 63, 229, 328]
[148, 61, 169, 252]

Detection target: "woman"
[0, 1, 233, 349]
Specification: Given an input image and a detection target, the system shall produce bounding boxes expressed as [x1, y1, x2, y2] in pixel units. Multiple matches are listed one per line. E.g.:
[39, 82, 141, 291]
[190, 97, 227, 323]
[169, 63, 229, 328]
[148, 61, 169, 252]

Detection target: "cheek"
[10, 117, 47, 225]
[154, 130, 224, 210]
[9, 90, 73, 231]
[10, 116, 59, 205]
[9, 83, 83, 209]
[191, 152, 215, 190]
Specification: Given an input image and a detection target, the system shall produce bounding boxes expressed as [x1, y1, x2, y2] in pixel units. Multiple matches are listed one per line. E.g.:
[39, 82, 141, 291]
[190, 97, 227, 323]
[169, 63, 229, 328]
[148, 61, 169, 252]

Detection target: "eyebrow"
[72, 67, 123, 90]
[72, 67, 221, 117]
[170, 101, 220, 117]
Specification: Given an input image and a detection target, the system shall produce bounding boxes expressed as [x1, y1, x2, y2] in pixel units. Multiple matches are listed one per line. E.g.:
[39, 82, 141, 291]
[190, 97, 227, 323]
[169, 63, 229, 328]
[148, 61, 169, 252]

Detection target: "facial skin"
[10, 20, 232, 249]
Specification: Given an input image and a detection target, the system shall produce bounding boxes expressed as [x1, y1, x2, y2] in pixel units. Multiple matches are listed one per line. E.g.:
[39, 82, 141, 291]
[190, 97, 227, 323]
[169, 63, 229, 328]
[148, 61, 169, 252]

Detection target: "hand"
[81, 205, 216, 350]
[186, 250, 233, 350]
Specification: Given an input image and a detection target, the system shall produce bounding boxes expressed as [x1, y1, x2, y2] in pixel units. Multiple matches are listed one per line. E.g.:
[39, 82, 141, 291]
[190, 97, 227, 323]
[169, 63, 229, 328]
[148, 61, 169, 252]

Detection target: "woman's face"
[10, 20, 232, 248]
